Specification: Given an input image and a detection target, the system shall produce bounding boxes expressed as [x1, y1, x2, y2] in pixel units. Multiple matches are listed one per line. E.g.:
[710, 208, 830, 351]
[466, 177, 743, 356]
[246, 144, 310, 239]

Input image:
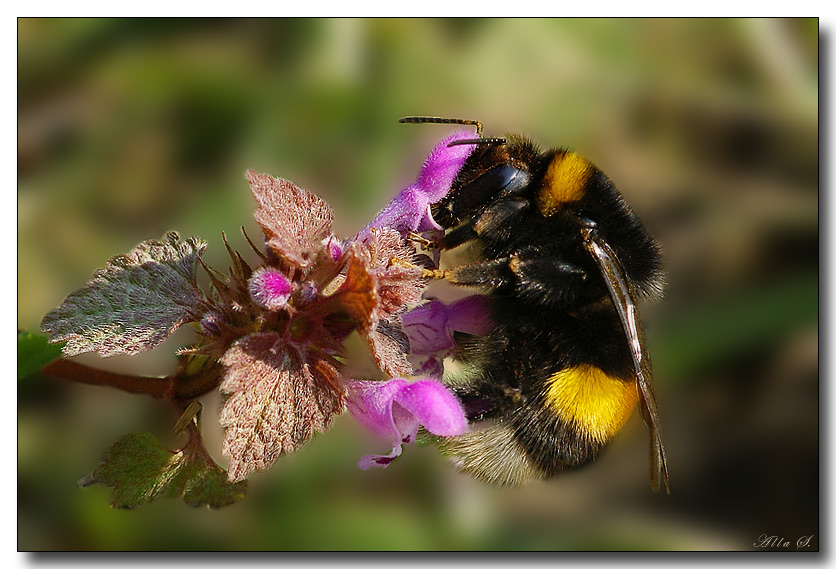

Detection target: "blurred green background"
[18, 18, 818, 551]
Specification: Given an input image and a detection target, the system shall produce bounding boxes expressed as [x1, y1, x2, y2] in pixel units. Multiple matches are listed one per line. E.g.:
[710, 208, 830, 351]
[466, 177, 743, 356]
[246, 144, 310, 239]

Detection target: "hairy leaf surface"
[41, 232, 205, 357]
[219, 333, 345, 482]
[85, 433, 247, 509]
[248, 171, 334, 268]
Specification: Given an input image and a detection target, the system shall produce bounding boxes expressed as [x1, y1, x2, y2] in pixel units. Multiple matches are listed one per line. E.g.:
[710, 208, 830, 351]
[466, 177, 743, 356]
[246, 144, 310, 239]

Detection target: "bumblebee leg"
[437, 222, 477, 250]
[387, 256, 450, 280]
[509, 255, 588, 307]
[443, 257, 513, 288]
[406, 231, 439, 250]
[445, 254, 586, 307]
[440, 198, 530, 250]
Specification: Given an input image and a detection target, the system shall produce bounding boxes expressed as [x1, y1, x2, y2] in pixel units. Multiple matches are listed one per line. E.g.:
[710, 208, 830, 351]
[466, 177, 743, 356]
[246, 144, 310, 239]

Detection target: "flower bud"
[248, 267, 293, 310]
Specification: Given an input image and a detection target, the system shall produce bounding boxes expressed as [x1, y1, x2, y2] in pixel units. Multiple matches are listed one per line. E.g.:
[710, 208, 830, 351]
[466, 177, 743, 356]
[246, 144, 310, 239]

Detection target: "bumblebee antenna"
[399, 116, 484, 138]
[447, 137, 507, 147]
[399, 116, 506, 147]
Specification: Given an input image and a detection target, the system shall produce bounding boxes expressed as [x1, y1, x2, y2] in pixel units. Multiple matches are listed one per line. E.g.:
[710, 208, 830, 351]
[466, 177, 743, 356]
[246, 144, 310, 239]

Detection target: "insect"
[400, 116, 670, 492]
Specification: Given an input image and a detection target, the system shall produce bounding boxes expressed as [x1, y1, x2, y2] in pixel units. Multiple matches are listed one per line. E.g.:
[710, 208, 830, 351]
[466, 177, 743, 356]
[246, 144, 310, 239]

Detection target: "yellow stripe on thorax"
[536, 152, 592, 216]
[544, 364, 638, 443]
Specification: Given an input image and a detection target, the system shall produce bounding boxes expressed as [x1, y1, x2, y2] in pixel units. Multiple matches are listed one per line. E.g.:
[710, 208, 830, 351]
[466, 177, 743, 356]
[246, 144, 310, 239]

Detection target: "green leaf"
[85, 432, 247, 509]
[41, 232, 206, 357]
[17, 331, 64, 379]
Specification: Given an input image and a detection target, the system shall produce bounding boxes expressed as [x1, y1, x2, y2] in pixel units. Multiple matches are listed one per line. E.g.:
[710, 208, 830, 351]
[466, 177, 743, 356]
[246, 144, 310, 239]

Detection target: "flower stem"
[41, 359, 223, 401]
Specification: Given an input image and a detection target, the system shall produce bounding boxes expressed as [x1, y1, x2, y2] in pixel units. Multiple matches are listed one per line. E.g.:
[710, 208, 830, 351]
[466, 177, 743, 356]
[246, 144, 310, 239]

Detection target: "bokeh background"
[18, 18, 818, 551]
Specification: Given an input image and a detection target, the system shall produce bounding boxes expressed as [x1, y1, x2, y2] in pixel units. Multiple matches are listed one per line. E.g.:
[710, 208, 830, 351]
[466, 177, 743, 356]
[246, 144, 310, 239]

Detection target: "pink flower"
[357, 130, 476, 240]
[248, 267, 293, 310]
[345, 378, 469, 468]
[402, 295, 494, 357]
[401, 295, 494, 376]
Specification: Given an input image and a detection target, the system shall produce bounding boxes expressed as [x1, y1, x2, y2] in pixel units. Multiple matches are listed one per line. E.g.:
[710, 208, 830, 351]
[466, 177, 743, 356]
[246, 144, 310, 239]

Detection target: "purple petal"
[345, 379, 407, 442]
[357, 445, 403, 470]
[401, 295, 494, 357]
[414, 130, 478, 203]
[444, 295, 494, 336]
[346, 379, 408, 470]
[392, 378, 468, 437]
[346, 377, 469, 470]
[248, 267, 293, 310]
[409, 354, 445, 379]
[362, 184, 430, 238]
[401, 300, 456, 356]
[391, 399, 420, 443]
[355, 129, 477, 239]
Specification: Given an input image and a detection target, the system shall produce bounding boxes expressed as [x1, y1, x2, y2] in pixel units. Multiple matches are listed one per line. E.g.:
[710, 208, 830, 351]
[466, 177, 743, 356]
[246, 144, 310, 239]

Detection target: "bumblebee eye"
[494, 164, 531, 196]
[450, 164, 531, 218]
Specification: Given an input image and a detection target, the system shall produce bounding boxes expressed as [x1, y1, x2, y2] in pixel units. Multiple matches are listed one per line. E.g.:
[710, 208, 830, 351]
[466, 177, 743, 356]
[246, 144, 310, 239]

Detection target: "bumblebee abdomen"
[543, 364, 639, 443]
[444, 362, 639, 485]
[446, 305, 640, 485]
[506, 361, 638, 478]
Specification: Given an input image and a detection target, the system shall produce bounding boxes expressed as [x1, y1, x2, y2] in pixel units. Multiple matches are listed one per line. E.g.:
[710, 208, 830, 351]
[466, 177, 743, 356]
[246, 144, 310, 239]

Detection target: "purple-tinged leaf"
[84, 432, 247, 509]
[353, 227, 428, 376]
[247, 171, 334, 269]
[322, 243, 379, 335]
[366, 320, 415, 379]
[219, 333, 345, 482]
[364, 227, 426, 318]
[40, 231, 205, 357]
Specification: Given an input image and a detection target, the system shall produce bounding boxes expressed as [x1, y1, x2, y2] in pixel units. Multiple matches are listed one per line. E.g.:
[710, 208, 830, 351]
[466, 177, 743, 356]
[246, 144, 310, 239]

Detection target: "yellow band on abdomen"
[544, 364, 638, 443]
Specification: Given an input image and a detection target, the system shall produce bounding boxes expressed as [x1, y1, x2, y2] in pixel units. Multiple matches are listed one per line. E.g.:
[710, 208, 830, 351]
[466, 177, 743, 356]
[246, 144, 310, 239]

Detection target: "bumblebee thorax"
[536, 151, 594, 217]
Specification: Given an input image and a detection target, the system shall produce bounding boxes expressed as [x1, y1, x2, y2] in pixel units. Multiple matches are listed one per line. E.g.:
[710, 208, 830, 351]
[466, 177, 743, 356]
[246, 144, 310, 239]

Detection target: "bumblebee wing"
[581, 226, 670, 494]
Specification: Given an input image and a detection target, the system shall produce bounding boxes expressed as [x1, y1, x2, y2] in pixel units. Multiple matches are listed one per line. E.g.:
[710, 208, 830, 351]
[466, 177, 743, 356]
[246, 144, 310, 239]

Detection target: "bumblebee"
[401, 116, 669, 492]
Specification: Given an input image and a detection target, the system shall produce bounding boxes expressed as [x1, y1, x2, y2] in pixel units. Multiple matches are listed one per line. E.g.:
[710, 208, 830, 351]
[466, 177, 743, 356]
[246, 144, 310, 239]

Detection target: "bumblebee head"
[431, 134, 542, 229]
[433, 138, 664, 300]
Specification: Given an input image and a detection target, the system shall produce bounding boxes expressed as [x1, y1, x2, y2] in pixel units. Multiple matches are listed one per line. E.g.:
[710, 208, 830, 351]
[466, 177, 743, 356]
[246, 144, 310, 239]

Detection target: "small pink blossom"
[248, 267, 293, 310]
[345, 378, 469, 468]
[323, 235, 346, 261]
